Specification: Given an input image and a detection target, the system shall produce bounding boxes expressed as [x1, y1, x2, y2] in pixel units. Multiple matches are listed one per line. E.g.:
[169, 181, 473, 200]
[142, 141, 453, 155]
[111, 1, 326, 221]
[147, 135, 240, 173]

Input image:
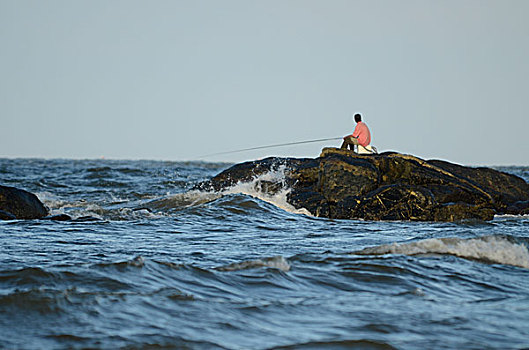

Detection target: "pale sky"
[1, 0, 528, 165]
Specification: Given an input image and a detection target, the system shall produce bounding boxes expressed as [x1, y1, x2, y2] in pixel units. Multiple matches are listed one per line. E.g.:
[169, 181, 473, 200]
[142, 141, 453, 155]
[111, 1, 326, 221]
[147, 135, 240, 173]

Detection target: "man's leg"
[349, 137, 359, 151]
[341, 136, 359, 151]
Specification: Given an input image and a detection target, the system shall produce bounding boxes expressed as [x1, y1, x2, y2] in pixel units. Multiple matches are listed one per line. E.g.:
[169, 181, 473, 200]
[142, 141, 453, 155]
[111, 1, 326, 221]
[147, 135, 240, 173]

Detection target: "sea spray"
[138, 164, 312, 216]
[221, 164, 311, 216]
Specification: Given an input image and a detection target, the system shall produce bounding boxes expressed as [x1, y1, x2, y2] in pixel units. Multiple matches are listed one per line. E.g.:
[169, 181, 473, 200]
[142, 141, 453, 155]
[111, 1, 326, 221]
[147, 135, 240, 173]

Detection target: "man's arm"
[352, 124, 361, 139]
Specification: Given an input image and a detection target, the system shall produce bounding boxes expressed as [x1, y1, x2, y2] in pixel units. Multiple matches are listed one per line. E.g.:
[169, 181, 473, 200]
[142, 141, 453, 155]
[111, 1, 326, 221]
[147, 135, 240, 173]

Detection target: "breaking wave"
[355, 235, 529, 269]
[143, 165, 310, 217]
[37, 191, 164, 221]
[219, 165, 310, 216]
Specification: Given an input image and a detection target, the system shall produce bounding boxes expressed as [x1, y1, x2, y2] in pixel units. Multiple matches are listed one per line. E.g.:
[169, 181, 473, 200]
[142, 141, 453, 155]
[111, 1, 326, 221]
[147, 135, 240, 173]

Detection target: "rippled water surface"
[1, 158, 529, 349]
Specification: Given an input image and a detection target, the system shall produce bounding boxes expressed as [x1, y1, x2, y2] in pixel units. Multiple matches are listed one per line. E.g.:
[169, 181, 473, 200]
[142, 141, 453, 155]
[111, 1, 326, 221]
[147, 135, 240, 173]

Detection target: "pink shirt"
[351, 121, 371, 147]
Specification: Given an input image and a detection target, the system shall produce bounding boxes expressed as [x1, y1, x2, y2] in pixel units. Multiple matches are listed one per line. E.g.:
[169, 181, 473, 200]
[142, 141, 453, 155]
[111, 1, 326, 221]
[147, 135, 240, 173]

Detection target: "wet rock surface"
[0, 185, 49, 220]
[198, 148, 529, 222]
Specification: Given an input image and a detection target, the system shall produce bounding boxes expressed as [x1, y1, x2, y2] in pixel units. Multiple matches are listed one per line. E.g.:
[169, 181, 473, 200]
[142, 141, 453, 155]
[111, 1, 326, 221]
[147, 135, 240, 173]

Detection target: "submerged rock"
[197, 148, 529, 222]
[0, 185, 49, 220]
[0, 210, 17, 220]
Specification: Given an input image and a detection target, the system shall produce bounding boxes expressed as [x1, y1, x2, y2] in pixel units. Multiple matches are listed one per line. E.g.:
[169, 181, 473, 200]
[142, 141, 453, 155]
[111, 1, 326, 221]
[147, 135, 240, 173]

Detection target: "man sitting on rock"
[341, 113, 371, 151]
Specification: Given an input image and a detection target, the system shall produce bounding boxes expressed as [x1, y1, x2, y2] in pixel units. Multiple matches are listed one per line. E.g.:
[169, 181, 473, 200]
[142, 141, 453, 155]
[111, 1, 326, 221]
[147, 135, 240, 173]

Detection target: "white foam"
[356, 236, 529, 269]
[37, 191, 99, 218]
[221, 164, 312, 216]
[38, 191, 160, 220]
[217, 256, 291, 272]
[494, 214, 529, 219]
[36, 191, 67, 209]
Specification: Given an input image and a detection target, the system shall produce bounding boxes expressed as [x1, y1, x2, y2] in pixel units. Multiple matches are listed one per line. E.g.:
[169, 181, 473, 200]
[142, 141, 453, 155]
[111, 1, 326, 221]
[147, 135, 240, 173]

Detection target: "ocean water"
[1, 158, 529, 349]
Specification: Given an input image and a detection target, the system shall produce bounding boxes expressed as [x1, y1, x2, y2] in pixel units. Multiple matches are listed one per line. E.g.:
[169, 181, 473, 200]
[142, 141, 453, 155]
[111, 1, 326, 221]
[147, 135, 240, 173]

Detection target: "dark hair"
[354, 113, 362, 123]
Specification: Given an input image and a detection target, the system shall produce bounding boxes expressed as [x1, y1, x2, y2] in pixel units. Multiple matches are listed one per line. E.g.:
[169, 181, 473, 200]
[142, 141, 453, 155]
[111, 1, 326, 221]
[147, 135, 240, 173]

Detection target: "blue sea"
[1, 158, 529, 349]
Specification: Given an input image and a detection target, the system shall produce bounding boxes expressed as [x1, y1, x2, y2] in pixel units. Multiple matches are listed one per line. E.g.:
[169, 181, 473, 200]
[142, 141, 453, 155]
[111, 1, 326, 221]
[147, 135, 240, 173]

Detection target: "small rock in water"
[0, 185, 49, 219]
[74, 216, 101, 222]
[41, 214, 72, 221]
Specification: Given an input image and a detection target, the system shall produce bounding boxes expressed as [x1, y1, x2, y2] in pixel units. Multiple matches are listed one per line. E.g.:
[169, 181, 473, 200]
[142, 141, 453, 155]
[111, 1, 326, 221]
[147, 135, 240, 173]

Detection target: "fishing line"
[197, 137, 343, 159]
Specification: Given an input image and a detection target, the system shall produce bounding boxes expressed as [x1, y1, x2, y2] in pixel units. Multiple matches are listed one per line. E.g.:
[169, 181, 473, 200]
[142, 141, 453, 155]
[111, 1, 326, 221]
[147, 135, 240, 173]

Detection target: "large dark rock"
[196, 148, 529, 222]
[0, 185, 49, 220]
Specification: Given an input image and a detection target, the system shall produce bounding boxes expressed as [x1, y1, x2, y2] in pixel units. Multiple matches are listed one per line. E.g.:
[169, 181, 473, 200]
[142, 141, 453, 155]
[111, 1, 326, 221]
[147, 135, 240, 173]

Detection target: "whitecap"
[216, 256, 291, 272]
[355, 235, 529, 269]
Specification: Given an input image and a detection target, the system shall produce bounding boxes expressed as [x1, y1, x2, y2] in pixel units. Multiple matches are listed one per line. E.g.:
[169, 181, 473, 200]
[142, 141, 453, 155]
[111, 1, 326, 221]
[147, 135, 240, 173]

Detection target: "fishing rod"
[197, 136, 343, 159]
